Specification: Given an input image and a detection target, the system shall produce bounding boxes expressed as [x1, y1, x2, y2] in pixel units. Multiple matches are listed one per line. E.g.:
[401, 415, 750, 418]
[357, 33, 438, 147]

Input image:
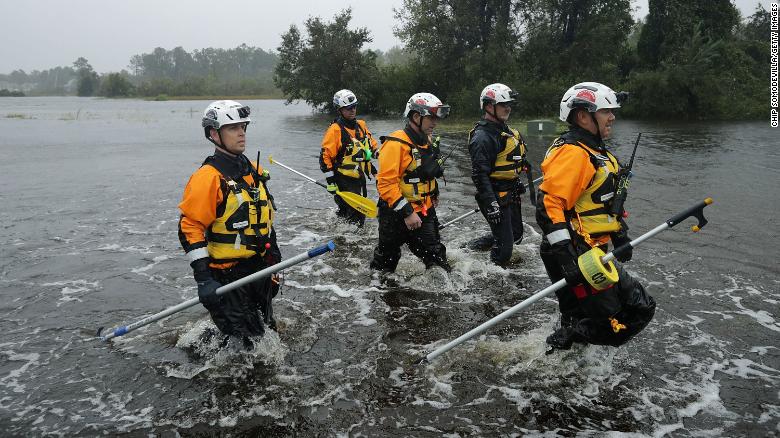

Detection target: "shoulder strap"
[379, 135, 415, 148]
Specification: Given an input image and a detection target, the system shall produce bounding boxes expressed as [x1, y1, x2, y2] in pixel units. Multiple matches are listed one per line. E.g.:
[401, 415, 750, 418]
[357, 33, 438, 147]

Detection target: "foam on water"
[41, 279, 100, 306]
[165, 319, 288, 379]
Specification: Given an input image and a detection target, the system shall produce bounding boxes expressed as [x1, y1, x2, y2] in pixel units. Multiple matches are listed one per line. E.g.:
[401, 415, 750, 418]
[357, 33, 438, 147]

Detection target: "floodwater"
[0, 97, 778, 436]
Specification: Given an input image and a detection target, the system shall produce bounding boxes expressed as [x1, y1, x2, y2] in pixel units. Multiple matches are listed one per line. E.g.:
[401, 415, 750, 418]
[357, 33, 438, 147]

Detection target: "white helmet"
[202, 100, 251, 136]
[480, 83, 517, 109]
[559, 82, 628, 123]
[333, 89, 358, 109]
[403, 92, 451, 119]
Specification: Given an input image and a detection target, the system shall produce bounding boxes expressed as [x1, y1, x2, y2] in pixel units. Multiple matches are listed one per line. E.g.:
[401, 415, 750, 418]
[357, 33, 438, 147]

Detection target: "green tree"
[395, 0, 520, 110]
[515, 0, 633, 81]
[99, 72, 134, 97]
[637, 0, 739, 68]
[274, 8, 378, 112]
[73, 57, 99, 97]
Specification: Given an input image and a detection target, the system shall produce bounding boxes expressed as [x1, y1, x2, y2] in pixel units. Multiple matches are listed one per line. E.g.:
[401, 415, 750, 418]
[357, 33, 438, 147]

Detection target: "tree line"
[0, 45, 279, 98]
[274, 1, 770, 120]
[1, 0, 769, 120]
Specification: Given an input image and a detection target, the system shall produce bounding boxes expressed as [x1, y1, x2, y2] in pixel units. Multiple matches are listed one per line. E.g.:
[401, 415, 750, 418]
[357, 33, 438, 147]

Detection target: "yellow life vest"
[383, 130, 442, 204]
[489, 128, 527, 181]
[401, 145, 440, 203]
[335, 120, 373, 179]
[206, 167, 274, 263]
[548, 140, 623, 240]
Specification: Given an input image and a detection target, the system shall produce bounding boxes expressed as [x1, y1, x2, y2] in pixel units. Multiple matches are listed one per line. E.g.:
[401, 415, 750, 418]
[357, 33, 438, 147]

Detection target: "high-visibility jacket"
[179, 152, 275, 268]
[536, 128, 623, 247]
[320, 118, 377, 179]
[376, 128, 443, 215]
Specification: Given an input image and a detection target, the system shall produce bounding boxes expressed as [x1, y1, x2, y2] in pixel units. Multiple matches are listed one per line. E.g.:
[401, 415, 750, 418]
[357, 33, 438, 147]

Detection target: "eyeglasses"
[342, 104, 357, 110]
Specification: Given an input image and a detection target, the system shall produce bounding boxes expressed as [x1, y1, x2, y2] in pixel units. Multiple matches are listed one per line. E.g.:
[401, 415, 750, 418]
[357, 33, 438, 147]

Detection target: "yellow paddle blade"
[336, 190, 378, 218]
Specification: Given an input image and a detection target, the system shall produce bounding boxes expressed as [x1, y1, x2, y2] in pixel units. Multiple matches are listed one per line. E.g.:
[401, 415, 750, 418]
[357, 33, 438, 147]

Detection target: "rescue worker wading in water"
[178, 100, 282, 345]
[467, 83, 531, 267]
[370, 92, 452, 273]
[536, 82, 655, 351]
[320, 89, 378, 227]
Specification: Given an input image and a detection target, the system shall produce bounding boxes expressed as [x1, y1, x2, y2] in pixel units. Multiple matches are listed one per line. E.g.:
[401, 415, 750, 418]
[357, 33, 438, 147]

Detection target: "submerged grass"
[5, 113, 34, 119]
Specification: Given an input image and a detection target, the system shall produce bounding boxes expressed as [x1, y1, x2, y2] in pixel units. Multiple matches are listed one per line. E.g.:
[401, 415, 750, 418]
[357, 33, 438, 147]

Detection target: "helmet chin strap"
[485, 102, 505, 126]
[208, 129, 237, 156]
[574, 109, 602, 142]
[410, 112, 424, 133]
[589, 112, 603, 141]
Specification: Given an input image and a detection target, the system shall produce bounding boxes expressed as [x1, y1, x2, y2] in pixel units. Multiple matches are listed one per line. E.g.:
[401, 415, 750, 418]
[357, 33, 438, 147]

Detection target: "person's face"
[490, 102, 512, 122]
[411, 113, 438, 136]
[339, 104, 357, 120]
[577, 108, 615, 139]
[212, 123, 247, 154]
[594, 108, 615, 139]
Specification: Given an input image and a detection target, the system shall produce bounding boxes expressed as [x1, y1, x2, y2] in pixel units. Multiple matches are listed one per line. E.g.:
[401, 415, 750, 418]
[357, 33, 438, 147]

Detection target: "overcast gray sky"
[0, 0, 769, 74]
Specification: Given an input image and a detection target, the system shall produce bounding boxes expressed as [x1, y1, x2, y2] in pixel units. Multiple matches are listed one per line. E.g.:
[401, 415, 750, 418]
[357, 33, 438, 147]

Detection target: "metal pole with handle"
[439, 176, 544, 230]
[419, 198, 713, 364]
[98, 241, 336, 341]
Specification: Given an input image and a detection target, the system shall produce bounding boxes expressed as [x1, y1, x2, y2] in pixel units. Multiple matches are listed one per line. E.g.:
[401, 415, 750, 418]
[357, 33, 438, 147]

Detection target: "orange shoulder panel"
[178, 165, 223, 246]
[539, 143, 596, 223]
[376, 131, 411, 207]
[320, 123, 342, 170]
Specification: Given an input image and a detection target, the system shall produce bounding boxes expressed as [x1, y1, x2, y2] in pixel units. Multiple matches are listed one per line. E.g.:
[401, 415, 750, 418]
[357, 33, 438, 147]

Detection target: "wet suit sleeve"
[468, 129, 499, 205]
[178, 166, 223, 263]
[376, 139, 414, 217]
[535, 144, 596, 238]
[319, 123, 341, 173]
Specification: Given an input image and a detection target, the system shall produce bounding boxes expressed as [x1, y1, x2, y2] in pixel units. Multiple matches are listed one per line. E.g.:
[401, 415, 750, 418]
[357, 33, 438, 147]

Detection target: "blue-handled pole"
[99, 241, 336, 341]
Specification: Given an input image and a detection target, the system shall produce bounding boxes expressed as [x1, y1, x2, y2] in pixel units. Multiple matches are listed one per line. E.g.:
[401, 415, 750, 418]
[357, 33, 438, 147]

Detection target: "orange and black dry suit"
[320, 116, 378, 225]
[468, 119, 530, 265]
[179, 149, 281, 337]
[370, 126, 449, 272]
[535, 127, 655, 348]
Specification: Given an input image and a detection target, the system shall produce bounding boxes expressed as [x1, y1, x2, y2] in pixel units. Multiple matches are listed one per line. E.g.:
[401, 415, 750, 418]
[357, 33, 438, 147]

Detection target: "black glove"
[511, 180, 526, 203]
[191, 258, 221, 309]
[551, 241, 585, 286]
[515, 179, 526, 195]
[485, 201, 501, 224]
[325, 175, 338, 194]
[611, 230, 633, 263]
[197, 278, 222, 309]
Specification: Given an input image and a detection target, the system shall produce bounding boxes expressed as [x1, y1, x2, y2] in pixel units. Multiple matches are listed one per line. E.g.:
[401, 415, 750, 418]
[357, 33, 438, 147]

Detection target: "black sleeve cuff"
[400, 202, 415, 218]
